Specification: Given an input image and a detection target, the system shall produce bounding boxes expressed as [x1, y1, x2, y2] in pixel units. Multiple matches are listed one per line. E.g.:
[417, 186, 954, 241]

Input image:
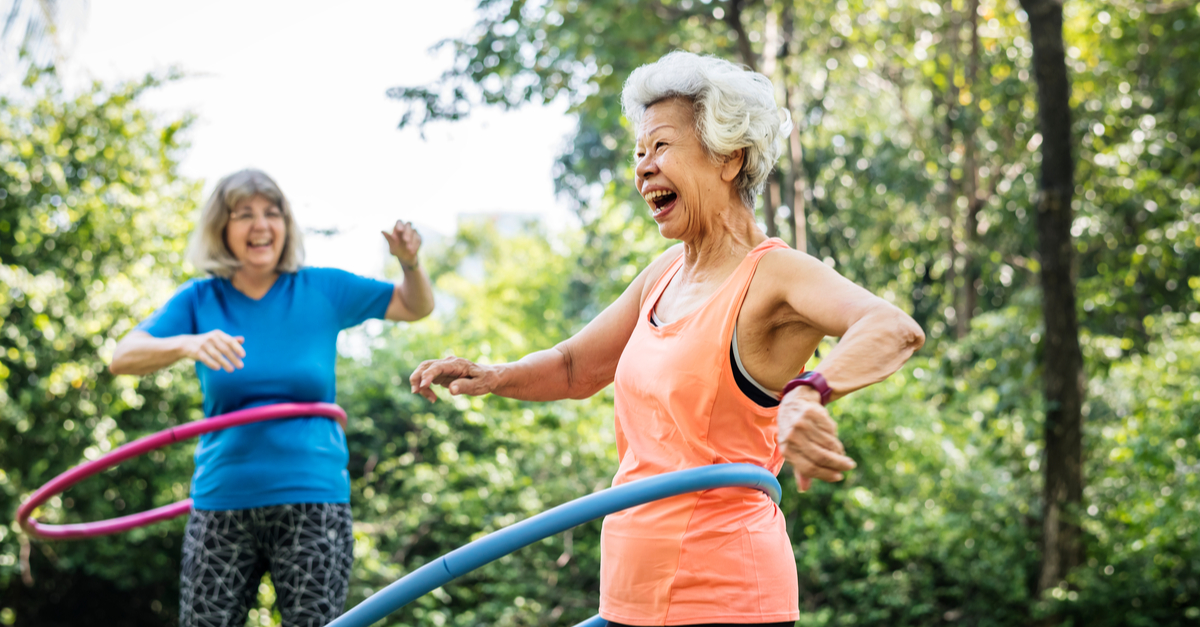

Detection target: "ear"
[720, 148, 745, 183]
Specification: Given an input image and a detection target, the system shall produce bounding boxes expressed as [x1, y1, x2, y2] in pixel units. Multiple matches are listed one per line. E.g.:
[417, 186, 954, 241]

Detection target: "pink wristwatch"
[781, 371, 832, 406]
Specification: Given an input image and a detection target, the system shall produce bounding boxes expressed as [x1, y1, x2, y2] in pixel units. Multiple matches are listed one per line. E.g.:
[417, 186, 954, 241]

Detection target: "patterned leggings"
[179, 503, 354, 627]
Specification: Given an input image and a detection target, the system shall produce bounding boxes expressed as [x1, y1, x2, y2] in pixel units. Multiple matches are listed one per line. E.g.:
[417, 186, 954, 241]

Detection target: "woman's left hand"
[777, 387, 857, 492]
[382, 220, 422, 268]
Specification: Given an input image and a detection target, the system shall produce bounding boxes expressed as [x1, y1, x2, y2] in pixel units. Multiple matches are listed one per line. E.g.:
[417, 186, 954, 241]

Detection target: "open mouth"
[644, 189, 678, 216]
[248, 239, 274, 251]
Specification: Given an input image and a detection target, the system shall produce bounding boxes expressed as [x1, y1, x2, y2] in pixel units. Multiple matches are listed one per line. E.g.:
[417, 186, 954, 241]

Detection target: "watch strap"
[781, 371, 832, 406]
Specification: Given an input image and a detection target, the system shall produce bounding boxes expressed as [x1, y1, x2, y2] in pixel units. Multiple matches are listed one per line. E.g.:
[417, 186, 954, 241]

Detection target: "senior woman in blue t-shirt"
[109, 169, 434, 627]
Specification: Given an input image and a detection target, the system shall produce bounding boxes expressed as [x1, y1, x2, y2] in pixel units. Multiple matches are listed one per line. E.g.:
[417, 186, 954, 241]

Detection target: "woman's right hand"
[184, 330, 246, 372]
[409, 356, 501, 403]
[777, 385, 856, 492]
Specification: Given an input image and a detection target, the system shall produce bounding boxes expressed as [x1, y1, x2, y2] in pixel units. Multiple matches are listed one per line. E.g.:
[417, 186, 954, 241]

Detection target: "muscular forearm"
[109, 334, 191, 376]
[811, 304, 925, 401]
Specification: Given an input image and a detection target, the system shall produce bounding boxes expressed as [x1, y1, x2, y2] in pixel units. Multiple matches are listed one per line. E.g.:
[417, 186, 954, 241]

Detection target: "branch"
[1145, 1, 1198, 13]
[723, 0, 758, 71]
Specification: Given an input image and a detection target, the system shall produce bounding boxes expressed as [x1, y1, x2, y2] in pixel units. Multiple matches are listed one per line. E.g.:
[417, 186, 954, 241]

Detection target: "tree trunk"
[787, 110, 807, 253]
[766, 177, 780, 238]
[779, 1, 807, 252]
[959, 0, 983, 338]
[942, 0, 961, 335]
[760, 0, 779, 238]
[1018, 0, 1086, 599]
[724, 0, 757, 72]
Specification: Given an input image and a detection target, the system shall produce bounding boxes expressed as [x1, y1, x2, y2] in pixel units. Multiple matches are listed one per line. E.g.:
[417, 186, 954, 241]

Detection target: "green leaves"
[4, 2, 1200, 625]
[1, 67, 202, 624]
[336, 221, 618, 626]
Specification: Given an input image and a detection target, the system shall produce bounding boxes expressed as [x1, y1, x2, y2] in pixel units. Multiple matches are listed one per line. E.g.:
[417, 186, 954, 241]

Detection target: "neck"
[230, 267, 280, 298]
[680, 200, 766, 273]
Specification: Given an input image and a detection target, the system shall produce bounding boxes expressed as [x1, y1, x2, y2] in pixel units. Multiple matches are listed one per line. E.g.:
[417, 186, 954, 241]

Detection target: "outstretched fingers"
[410, 356, 492, 402]
[409, 359, 446, 402]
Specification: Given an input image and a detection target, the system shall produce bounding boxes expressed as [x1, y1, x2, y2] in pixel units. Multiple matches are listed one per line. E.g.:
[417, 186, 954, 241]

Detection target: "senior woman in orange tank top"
[410, 51, 925, 627]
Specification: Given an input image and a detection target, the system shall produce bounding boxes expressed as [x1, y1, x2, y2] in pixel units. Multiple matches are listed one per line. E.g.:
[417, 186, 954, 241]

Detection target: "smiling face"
[224, 194, 286, 275]
[634, 98, 743, 241]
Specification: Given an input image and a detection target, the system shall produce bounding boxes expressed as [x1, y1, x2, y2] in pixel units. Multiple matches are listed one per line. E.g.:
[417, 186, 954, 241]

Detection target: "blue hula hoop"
[330, 463, 783, 627]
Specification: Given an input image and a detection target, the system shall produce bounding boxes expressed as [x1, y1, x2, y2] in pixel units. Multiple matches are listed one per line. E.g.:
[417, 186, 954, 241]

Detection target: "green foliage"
[1059, 317, 1200, 625]
[1, 67, 202, 624]
[1071, 1, 1200, 349]
[390, 0, 1200, 347]
[336, 221, 618, 626]
[772, 300, 1041, 626]
[4, 1, 1200, 626]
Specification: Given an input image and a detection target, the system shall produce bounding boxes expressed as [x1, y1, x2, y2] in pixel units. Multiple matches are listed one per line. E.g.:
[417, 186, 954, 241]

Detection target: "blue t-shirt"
[136, 267, 394, 510]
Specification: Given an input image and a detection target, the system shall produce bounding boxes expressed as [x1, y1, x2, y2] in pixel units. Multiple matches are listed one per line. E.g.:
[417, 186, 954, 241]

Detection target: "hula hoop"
[328, 463, 782, 627]
[16, 402, 347, 541]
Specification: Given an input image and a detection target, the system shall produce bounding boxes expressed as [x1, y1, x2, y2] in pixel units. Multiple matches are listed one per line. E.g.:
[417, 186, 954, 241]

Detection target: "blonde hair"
[622, 51, 793, 210]
[186, 169, 305, 278]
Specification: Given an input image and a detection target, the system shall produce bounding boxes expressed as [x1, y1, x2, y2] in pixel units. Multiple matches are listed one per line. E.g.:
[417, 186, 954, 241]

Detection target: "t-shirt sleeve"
[311, 268, 395, 329]
[135, 281, 199, 338]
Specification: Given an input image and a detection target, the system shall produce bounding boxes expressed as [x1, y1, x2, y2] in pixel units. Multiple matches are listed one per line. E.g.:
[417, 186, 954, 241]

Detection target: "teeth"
[643, 189, 675, 215]
[644, 189, 672, 202]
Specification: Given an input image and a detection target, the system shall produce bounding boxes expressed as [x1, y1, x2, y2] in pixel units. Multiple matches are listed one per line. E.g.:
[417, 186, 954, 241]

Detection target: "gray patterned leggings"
[179, 503, 354, 627]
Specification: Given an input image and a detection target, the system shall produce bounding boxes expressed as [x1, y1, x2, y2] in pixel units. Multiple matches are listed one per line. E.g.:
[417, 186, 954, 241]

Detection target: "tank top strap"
[639, 251, 686, 319]
[708, 238, 791, 342]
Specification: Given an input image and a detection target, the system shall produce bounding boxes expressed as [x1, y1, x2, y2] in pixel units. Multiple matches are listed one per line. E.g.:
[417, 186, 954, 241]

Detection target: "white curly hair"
[622, 51, 793, 210]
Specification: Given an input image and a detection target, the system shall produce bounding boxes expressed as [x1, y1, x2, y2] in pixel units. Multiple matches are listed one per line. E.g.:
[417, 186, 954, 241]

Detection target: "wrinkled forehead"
[635, 97, 695, 143]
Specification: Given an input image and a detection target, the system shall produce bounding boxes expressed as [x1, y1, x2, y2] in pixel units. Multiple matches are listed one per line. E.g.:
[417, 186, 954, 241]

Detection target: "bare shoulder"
[753, 246, 882, 320]
[636, 243, 686, 306]
[755, 247, 848, 294]
[759, 246, 825, 272]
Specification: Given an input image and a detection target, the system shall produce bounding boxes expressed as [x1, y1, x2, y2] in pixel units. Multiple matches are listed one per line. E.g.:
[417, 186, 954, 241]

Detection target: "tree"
[1, 67, 202, 625]
[378, 1, 1200, 620]
[5, 2, 1199, 624]
[1015, 0, 1085, 600]
[0, 0, 89, 77]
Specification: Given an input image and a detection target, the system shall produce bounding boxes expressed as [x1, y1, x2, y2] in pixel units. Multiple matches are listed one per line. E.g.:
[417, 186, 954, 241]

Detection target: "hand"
[184, 330, 246, 372]
[409, 355, 501, 403]
[777, 387, 856, 492]
[382, 220, 422, 269]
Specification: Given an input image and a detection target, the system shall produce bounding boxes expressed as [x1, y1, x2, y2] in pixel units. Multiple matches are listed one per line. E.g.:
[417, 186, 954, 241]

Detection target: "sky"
[60, 0, 577, 277]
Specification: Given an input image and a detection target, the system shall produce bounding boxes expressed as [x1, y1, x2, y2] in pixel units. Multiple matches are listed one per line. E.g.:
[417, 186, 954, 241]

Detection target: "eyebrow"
[636, 124, 676, 145]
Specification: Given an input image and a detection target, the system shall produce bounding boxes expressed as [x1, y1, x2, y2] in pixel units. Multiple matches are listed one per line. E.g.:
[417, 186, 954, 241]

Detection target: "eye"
[655, 141, 667, 150]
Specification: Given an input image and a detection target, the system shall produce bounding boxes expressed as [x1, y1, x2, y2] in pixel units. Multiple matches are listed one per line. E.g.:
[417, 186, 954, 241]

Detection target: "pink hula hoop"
[16, 402, 347, 541]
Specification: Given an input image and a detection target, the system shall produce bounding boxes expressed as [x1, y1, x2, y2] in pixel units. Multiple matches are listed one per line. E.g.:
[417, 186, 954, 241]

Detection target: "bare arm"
[409, 246, 681, 402]
[758, 249, 925, 491]
[807, 303, 925, 399]
[109, 330, 245, 376]
[383, 264, 435, 322]
[381, 220, 435, 322]
[761, 249, 926, 398]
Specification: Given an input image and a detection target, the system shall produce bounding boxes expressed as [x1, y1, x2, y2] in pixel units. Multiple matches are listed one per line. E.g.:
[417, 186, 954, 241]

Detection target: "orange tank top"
[600, 238, 800, 625]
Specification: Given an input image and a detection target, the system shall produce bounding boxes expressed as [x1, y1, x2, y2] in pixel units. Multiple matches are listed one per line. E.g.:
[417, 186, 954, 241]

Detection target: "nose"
[636, 152, 657, 182]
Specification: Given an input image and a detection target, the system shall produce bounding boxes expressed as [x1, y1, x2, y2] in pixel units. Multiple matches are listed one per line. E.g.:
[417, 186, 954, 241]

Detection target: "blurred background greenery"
[2, 0, 1199, 625]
